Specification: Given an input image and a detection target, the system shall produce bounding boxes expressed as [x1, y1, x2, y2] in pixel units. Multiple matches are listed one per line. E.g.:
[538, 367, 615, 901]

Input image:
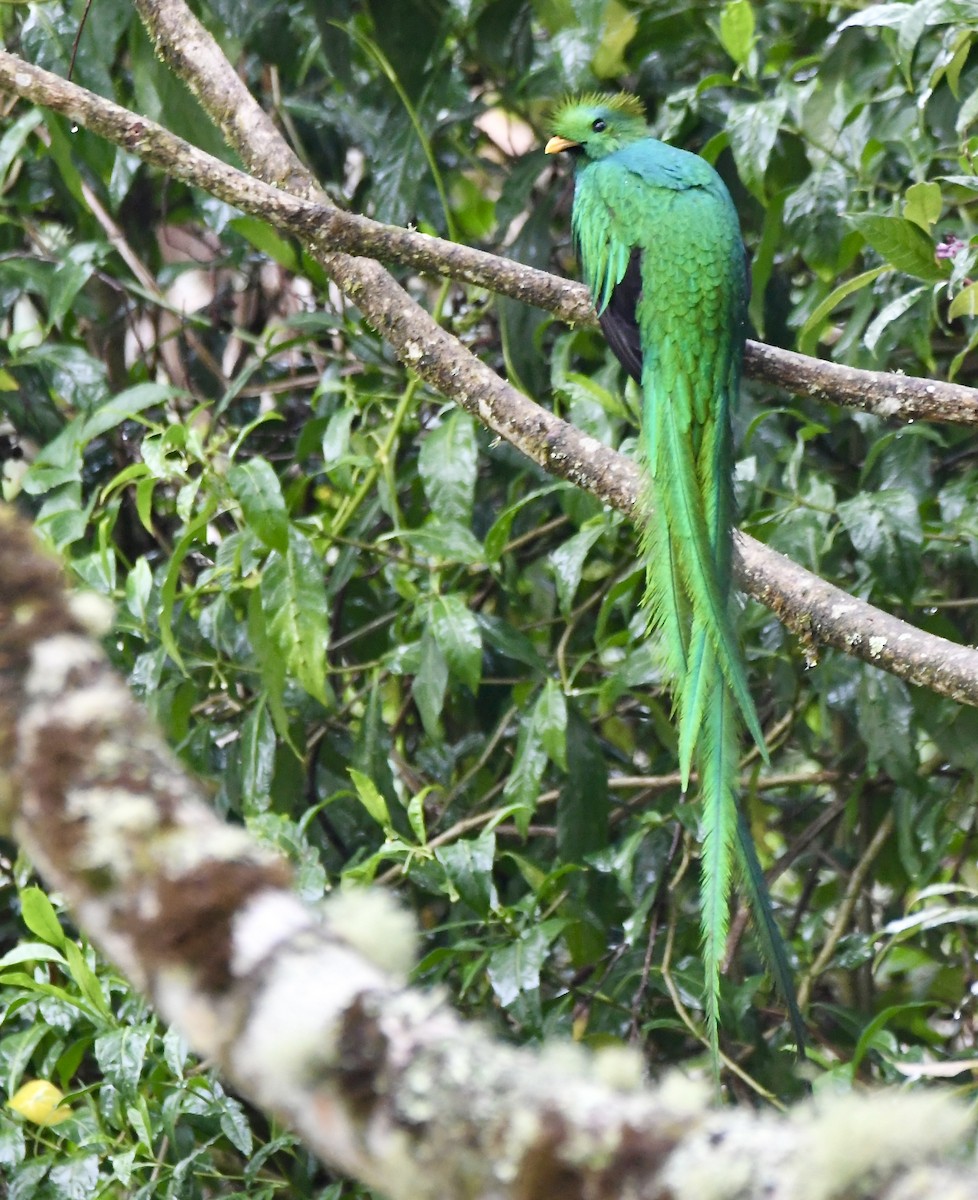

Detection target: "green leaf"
[430, 593, 482, 692]
[260, 529, 330, 706]
[230, 216, 299, 271]
[418, 409, 478, 525]
[836, 488, 922, 592]
[94, 1027, 152, 1091]
[903, 181, 942, 231]
[797, 267, 888, 357]
[727, 96, 787, 199]
[239, 700, 276, 812]
[49, 1155, 99, 1200]
[718, 0, 755, 66]
[864, 286, 926, 353]
[0, 108, 43, 192]
[19, 887, 65, 949]
[63, 941, 110, 1017]
[48, 244, 99, 331]
[557, 709, 609, 862]
[535, 679, 568, 771]
[849, 214, 947, 282]
[503, 701, 549, 832]
[219, 1096, 254, 1156]
[838, 3, 916, 33]
[0, 943, 67, 970]
[411, 625, 448, 734]
[396, 519, 485, 565]
[856, 672, 915, 781]
[487, 921, 564, 1006]
[949, 281, 978, 319]
[592, 0, 638, 78]
[228, 457, 290, 553]
[81, 382, 175, 441]
[550, 523, 604, 614]
[348, 768, 392, 830]
[159, 503, 217, 673]
[435, 831, 497, 915]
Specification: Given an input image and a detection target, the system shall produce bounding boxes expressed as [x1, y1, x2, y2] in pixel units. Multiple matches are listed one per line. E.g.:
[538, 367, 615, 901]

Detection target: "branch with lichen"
[1, 50, 976, 430]
[0, 502, 976, 1200]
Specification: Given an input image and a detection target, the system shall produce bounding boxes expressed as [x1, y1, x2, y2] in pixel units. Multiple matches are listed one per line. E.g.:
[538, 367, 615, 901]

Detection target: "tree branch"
[2, 46, 978, 706]
[2, 49, 977, 428]
[0, 504, 975, 1200]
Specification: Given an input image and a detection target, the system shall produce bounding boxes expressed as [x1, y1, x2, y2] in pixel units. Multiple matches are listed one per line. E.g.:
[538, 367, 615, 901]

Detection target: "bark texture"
[0, 504, 976, 1200]
[1, 49, 977, 704]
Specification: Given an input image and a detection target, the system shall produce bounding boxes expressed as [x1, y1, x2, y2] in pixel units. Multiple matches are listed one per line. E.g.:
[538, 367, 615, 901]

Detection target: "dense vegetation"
[3, 0, 978, 1194]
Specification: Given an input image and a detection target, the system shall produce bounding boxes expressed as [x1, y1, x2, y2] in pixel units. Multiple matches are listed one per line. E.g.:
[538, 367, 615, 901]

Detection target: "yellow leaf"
[7, 1079, 73, 1125]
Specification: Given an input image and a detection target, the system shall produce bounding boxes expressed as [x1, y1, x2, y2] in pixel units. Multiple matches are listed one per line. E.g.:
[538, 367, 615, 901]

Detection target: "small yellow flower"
[7, 1080, 73, 1126]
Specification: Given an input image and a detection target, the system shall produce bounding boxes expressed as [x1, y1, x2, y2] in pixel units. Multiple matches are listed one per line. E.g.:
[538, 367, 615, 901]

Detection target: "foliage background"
[4, 0, 978, 1194]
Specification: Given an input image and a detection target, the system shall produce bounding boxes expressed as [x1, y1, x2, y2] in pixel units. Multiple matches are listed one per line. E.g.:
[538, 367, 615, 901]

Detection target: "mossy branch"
[0, 503, 976, 1200]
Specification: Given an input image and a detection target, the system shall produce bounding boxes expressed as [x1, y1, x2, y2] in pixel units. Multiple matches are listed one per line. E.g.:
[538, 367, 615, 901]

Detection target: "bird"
[545, 92, 801, 1066]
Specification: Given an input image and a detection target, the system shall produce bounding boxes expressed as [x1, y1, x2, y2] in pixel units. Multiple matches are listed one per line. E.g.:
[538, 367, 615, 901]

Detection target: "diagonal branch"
[1, 50, 976, 428]
[0, 503, 975, 1200]
[2, 46, 978, 705]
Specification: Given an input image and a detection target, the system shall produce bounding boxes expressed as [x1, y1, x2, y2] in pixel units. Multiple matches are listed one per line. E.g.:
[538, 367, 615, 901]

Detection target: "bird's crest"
[549, 91, 647, 126]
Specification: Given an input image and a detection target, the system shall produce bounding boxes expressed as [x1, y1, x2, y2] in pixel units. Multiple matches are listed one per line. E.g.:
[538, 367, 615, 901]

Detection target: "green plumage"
[547, 94, 801, 1067]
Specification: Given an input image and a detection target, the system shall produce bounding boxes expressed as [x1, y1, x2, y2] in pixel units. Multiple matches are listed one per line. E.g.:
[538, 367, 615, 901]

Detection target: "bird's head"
[545, 92, 648, 161]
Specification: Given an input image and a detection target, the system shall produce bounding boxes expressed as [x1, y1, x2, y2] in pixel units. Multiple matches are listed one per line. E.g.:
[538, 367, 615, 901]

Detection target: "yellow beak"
[545, 135, 579, 154]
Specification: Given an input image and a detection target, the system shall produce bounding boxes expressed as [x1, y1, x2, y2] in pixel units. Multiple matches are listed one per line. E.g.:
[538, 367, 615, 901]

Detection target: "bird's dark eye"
[591, 118, 607, 133]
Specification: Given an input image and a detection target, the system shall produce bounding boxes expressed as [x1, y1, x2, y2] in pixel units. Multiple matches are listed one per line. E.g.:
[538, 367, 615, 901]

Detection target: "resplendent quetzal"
[546, 92, 801, 1064]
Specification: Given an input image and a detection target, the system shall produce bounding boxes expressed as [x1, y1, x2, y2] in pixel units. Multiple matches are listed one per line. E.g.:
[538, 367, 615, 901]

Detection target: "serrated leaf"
[429, 594, 482, 692]
[260, 529, 329, 705]
[418, 409, 478, 525]
[228, 458, 289, 553]
[849, 214, 947, 281]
